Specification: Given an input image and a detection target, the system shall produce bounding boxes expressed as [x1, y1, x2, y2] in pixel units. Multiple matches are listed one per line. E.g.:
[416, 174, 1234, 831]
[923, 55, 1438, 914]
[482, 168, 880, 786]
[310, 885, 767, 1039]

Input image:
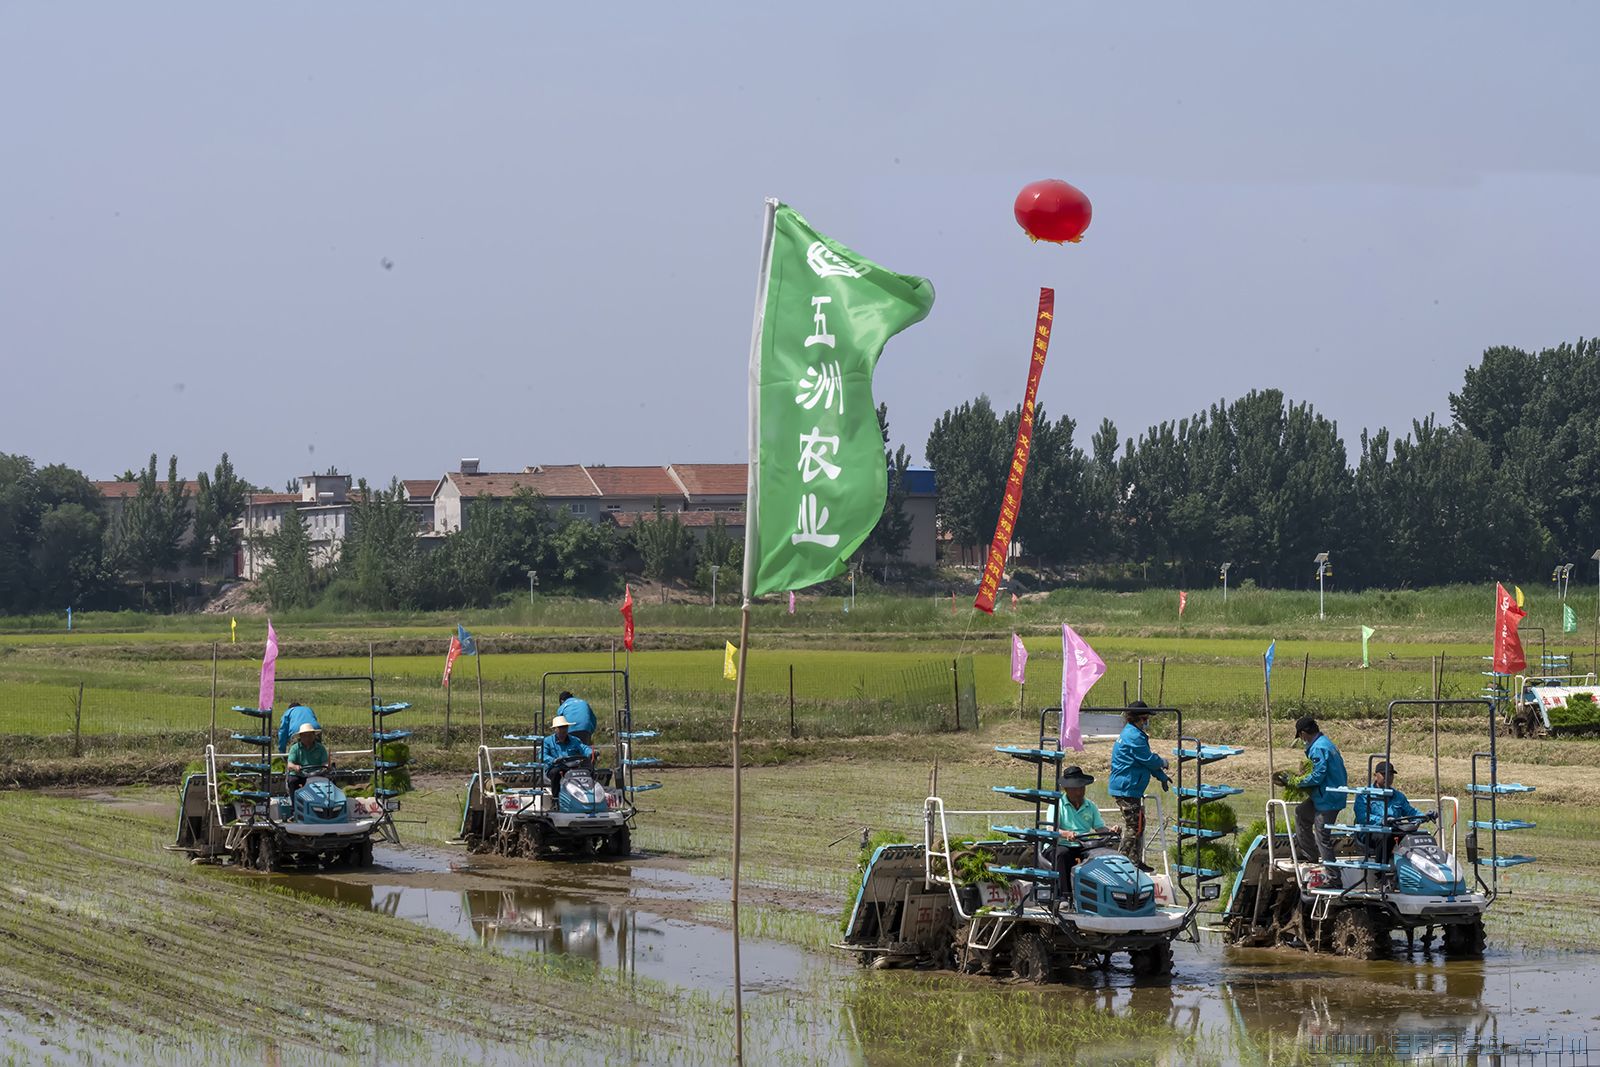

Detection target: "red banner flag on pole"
[1179, 591, 1188, 617]
[621, 584, 635, 651]
[442, 633, 463, 688]
[975, 288, 1055, 614]
[1492, 582, 1527, 674]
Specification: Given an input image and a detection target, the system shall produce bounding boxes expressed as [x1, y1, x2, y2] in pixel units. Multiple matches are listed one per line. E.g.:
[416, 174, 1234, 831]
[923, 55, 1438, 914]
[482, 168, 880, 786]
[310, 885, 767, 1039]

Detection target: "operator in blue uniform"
[555, 690, 597, 746]
[1109, 702, 1170, 870]
[276, 700, 320, 753]
[1275, 716, 1348, 876]
[1354, 760, 1424, 864]
[542, 714, 593, 797]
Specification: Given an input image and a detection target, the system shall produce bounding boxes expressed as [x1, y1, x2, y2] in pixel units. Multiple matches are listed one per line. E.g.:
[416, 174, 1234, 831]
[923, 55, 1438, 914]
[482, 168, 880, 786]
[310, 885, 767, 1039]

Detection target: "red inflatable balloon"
[1014, 179, 1092, 244]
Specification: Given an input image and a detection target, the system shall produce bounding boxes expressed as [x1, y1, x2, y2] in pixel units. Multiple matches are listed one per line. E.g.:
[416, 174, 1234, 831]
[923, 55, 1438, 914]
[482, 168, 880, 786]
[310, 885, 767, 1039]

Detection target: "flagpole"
[1264, 654, 1275, 799]
[475, 652, 486, 750]
[730, 197, 777, 1067]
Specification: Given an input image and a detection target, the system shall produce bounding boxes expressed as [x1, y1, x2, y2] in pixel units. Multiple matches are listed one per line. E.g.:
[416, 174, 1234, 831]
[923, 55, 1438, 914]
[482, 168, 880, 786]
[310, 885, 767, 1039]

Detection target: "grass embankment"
[5, 581, 1597, 645]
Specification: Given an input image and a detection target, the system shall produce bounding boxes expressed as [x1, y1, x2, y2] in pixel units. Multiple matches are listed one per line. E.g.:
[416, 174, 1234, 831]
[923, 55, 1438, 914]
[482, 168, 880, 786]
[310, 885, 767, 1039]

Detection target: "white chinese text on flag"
[743, 203, 935, 598]
[1060, 623, 1105, 752]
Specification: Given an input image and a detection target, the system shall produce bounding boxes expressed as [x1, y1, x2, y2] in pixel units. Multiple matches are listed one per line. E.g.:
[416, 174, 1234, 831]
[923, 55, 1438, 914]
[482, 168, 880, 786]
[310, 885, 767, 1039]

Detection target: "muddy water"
[281, 846, 838, 994]
[285, 846, 1600, 1063]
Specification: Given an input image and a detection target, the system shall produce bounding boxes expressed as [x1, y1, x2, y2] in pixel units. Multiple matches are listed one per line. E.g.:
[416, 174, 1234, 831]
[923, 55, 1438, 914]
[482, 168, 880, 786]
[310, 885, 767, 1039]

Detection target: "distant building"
[90, 479, 227, 580]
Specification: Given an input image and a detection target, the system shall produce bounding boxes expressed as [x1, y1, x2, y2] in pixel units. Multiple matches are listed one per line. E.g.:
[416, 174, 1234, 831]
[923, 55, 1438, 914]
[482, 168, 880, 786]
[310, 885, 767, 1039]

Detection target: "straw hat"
[295, 723, 320, 737]
[551, 715, 574, 728]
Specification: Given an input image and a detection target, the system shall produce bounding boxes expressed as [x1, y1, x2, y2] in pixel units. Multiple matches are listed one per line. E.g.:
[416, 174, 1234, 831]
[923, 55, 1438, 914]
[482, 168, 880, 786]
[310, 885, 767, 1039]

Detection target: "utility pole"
[1314, 552, 1331, 621]
[710, 565, 720, 610]
[1220, 562, 1231, 604]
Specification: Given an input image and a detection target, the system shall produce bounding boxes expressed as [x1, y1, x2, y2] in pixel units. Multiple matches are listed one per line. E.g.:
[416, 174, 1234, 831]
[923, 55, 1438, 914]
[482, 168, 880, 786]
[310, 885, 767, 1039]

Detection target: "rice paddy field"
[4, 592, 1600, 1064]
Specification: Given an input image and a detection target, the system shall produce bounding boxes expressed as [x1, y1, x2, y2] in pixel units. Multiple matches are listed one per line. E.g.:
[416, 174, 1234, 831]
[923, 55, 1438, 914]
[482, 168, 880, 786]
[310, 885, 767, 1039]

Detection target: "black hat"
[559, 690, 574, 702]
[1294, 716, 1319, 736]
[1125, 701, 1152, 719]
[1374, 760, 1395, 777]
[1060, 765, 1095, 788]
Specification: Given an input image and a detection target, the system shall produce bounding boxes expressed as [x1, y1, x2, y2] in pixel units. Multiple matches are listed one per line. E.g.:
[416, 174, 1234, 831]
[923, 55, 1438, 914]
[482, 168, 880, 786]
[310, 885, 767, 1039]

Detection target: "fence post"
[1136, 658, 1144, 703]
[951, 658, 960, 731]
[788, 664, 796, 739]
[1157, 657, 1167, 705]
[72, 682, 84, 758]
[444, 677, 453, 748]
[1300, 652, 1310, 708]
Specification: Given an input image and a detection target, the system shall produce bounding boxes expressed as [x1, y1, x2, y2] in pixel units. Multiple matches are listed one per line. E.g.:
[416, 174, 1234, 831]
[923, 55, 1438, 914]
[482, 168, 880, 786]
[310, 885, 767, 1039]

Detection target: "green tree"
[924, 395, 1007, 560]
[117, 454, 189, 597]
[546, 512, 620, 590]
[341, 479, 425, 609]
[633, 501, 696, 581]
[694, 515, 744, 594]
[861, 403, 914, 570]
[191, 453, 248, 577]
[252, 508, 318, 609]
[0, 453, 42, 608]
[31, 504, 108, 607]
[1009, 405, 1088, 566]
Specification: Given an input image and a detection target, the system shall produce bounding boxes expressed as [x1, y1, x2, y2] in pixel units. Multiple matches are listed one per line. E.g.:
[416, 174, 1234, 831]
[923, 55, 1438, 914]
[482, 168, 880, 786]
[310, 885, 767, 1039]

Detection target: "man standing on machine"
[1109, 702, 1170, 870]
[1275, 716, 1348, 884]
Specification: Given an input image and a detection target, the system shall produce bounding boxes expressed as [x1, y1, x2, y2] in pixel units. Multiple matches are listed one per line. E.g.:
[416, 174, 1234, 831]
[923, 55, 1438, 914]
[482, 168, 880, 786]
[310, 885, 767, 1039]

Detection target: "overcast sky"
[4, 4, 1597, 488]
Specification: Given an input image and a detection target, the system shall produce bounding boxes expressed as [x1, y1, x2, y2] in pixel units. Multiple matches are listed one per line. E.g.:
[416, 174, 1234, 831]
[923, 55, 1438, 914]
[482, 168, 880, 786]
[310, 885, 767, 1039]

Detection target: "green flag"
[1361, 625, 1375, 668]
[743, 202, 935, 597]
[1564, 603, 1578, 633]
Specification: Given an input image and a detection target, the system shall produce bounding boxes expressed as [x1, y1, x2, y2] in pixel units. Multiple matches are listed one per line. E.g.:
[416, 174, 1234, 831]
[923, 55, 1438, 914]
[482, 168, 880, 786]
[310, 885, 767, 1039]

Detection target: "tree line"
[926, 338, 1597, 588]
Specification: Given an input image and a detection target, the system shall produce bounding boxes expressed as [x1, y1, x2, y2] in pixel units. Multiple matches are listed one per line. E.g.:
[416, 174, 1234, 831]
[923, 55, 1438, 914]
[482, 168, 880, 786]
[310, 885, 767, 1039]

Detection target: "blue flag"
[66, 607, 72, 632]
[1264, 640, 1276, 694]
[457, 624, 478, 656]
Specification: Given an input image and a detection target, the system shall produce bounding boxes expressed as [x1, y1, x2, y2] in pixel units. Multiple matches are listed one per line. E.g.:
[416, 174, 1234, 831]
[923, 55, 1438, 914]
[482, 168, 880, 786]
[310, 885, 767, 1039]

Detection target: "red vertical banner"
[1492, 582, 1526, 674]
[975, 288, 1054, 614]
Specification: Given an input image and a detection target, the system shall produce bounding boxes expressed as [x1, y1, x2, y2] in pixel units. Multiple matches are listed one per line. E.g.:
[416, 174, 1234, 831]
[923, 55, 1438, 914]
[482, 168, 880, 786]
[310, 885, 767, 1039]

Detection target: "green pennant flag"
[1360, 625, 1376, 668]
[1564, 603, 1578, 633]
[743, 202, 935, 597]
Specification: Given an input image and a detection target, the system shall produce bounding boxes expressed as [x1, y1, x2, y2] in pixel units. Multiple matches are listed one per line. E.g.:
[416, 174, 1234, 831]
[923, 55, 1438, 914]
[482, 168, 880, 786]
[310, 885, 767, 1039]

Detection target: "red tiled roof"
[609, 510, 743, 529]
[669, 464, 747, 498]
[247, 493, 300, 505]
[584, 465, 685, 498]
[94, 480, 197, 499]
[447, 465, 600, 499]
[402, 479, 438, 501]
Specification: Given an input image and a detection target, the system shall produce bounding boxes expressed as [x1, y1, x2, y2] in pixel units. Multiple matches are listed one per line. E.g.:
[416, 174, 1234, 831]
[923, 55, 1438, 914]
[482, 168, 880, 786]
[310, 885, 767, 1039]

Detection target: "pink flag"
[1179, 591, 1188, 617]
[788, 591, 796, 615]
[258, 620, 279, 711]
[442, 634, 463, 688]
[1060, 623, 1106, 752]
[1010, 633, 1028, 684]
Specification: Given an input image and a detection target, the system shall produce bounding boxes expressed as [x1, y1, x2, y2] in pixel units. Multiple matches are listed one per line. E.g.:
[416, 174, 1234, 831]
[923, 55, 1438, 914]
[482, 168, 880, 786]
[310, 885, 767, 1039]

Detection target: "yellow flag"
[1514, 586, 1525, 608]
[230, 617, 237, 643]
[723, 641, 738, 681]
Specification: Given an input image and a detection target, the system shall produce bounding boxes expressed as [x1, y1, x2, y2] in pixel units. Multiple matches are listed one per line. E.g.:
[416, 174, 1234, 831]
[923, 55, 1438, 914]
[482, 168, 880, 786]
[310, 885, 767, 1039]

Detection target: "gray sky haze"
[3, 4, 1597, 487]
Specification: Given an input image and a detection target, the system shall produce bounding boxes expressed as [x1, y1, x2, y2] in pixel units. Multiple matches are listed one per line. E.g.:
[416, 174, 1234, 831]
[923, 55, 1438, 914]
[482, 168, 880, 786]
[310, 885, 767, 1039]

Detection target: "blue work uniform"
[557, 697, 597, 740]
[1295, 734, 1349, 811]
[542, 733, 593, 767]
[1354, 786, 1422, 828]
[1109, 723, 1171, 798]
[277, 705, 321, 753]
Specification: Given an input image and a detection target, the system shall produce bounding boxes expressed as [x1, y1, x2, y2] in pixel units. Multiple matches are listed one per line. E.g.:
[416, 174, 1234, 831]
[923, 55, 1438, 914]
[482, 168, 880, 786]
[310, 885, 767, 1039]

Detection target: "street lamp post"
[526, 569, 538, 607]
[849, 563, 857, 613]
[709, 565, 720, 610]
[1313, 552, 1331, 621]
[1220, 562, 1231, 604]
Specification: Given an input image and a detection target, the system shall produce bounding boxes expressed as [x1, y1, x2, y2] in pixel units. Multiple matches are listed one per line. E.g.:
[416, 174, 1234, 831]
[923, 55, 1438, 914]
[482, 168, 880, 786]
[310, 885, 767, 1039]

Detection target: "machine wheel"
[604, 827, 631, 858]
[1442, 919, 1486, 957]
[1009, 931, 1054, 983]
[355, 840, 374, 868]
[255, 833, 277, 873]
[515, 822, 546, 858]
[1130, 941, 1174, 977]
[950, 921, 985, 975]
[1330, 907, 1386, 959]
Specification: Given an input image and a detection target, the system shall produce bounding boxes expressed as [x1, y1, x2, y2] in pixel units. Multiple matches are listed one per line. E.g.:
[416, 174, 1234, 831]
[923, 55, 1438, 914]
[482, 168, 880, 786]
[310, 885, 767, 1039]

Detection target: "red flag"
[442, 634, 462, 688]
[1179, 591, 1188, 617]
[621, 584, 635, 651]
[975, 288, 1054, 614]
[1492, 582, 1527, 674]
